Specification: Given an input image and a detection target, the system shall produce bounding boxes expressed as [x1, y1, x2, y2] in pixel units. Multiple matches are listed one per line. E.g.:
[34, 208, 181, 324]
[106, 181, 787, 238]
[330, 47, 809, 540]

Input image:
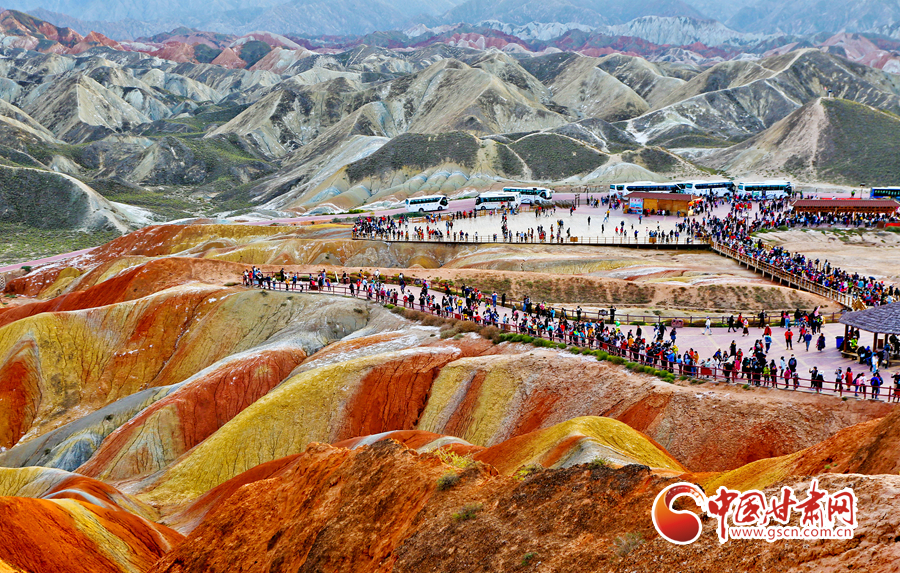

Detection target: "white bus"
[610, 181, 680, 193]
[475, 191, 521, 210]
[405, 194, 449, 212]
[502, 186, 553, 204]
[737, 180, 792, 199]
[677, 180, 735, 196]
[871, 186, 900, 199]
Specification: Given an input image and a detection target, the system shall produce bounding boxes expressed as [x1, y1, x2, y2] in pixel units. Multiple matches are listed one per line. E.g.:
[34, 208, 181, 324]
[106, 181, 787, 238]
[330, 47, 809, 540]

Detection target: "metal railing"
[244, 274, 841, 325]
[351, 228, 862, 308]
[351, 232, 701, 248]
[242, 276, 895, 403]
[709, 242, 855, 307]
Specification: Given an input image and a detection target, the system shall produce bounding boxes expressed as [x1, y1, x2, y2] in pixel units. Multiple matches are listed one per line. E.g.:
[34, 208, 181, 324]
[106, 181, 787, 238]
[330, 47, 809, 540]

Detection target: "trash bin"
[570, 237, 578, 243]
[835, 336, 844, 350]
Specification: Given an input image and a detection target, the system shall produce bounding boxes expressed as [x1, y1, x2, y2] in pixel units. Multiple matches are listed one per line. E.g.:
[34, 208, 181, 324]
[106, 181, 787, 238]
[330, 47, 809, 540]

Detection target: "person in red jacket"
[785, 329, 794, 349]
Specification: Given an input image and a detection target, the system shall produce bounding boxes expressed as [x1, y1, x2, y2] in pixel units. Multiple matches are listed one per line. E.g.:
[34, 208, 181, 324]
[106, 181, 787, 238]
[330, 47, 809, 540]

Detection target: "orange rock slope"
[148, 439, 900, 573]
[0, 467, 182, 573]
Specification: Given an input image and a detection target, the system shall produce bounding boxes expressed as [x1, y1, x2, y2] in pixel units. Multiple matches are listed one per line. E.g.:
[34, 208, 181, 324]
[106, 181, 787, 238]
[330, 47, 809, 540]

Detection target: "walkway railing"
[709, 242, 855, 308]
[247, 274, 843, 325]
[242, 277, 894, 403]
[351, 233, 703, 249]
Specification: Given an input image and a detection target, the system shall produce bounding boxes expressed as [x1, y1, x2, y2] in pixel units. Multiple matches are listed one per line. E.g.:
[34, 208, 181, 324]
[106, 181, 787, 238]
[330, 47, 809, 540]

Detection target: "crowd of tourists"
[697, 198, 898, 306]
[265, 192, 900, 400]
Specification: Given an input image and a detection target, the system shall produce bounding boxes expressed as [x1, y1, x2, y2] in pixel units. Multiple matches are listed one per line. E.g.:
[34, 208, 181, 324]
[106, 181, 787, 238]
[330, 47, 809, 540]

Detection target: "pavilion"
[838, 303, 900, 357]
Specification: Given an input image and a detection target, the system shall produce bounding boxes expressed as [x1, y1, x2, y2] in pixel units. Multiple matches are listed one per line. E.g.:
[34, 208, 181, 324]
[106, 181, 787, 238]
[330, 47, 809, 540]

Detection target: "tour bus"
[609, 182, 680, 193]
[736, 180, 792, 199]
[405, 194, 449, 212]
[677, 180, 736, 196]
[502, 186, 553, 204]
[871, 187, 900, 199]
[475, 191, 521, 210]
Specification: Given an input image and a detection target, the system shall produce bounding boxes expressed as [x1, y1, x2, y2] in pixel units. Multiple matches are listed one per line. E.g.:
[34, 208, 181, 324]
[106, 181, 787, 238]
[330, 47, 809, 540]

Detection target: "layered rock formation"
[1, 225, 899, 571]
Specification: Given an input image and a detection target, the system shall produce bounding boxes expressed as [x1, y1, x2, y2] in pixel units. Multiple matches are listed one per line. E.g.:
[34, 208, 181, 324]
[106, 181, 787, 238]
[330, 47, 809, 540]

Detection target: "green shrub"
[520, 552, 539, 567]
[452, 503, 483, 522]
[588, 457, 609, 469]
[613, 532, 645, 558]
[513, 464, 543, 480]
[433, 448, 474, 469]
[437, 472, 461, 491]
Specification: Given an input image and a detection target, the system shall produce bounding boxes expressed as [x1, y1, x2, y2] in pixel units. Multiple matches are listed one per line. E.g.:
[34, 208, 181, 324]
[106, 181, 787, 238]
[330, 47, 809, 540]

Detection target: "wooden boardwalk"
[709, 242, 854, 308]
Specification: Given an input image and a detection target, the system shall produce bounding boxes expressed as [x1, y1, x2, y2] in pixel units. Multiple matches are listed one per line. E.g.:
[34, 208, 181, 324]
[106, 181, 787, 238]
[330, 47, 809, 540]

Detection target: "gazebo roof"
[839, 303, 900, 334]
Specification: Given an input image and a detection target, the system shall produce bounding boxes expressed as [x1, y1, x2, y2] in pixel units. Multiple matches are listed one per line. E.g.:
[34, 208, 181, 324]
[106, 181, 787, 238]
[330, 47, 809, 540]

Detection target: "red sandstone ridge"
[0, 257, 248, 328]
[70, 31, 123, 54]
[211, 47, 247, 69]
[78, 346, 306, 483]
[147, 439, 900, 573]
[0, 496, 182, 573]
[148, 440, 667, 573]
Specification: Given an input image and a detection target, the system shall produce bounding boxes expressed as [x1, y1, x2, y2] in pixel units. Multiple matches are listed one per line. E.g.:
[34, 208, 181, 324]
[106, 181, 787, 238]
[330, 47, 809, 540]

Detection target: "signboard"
[629, 197, 644, 212]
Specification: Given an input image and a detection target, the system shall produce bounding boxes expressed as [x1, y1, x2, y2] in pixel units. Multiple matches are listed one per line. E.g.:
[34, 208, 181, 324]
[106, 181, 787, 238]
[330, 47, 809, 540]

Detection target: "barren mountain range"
[1, 8, 900, 258]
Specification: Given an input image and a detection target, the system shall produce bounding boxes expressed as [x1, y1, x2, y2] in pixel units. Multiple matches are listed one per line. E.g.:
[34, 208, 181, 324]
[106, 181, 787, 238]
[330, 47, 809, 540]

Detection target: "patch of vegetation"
[194, 44, 223, 63]
[24, 142, 88, 167]
[452, 503, 483, 522]
[433, 448, 475, 469]
[345, 132, 480, 183]
[520, 552, 539, 567]
[613, 532, 645, 559]
[513, 463, 544, 480]
[661, 134, 735, 148]
[622, 147, 679, 173]
[588, 457, 610, 469]
[0, 223, 120, 266]
[437, 471, 461, 491]
[239, 40, 272, 67]
[819, 98, 900, 185]
[517, 52, 579, 83]
[0, 146, 43, 168]
[510, 134, 607, 180]
[494, 143, 525, 176]
[90, 178, 197, 220]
